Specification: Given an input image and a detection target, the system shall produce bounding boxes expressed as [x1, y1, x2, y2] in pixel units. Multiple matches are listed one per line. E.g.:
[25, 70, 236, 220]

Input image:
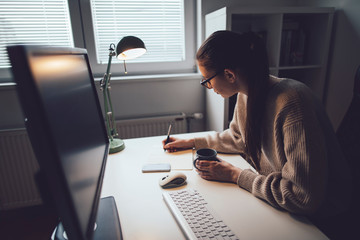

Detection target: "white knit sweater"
[194, 77, 352, 217]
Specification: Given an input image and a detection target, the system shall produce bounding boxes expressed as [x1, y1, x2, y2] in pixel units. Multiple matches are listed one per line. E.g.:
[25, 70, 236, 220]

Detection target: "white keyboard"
[163, 189, 240, 240]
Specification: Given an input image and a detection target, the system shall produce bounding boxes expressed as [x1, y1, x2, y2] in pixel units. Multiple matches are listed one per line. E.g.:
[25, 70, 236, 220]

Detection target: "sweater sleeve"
[194, 95, 247, 154]
[237, 93, 328, 215]
[194, 123, 246, 154]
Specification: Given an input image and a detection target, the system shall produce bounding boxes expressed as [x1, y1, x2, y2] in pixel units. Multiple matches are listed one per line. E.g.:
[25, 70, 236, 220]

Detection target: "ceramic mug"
[193, 148, 219, 170]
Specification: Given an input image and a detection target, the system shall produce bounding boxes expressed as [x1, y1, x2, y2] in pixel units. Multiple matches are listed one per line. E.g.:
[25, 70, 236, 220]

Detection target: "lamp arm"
[102, 74, 112, 140]
[105, 73, 119, 138]
[101, 48, 116, 140]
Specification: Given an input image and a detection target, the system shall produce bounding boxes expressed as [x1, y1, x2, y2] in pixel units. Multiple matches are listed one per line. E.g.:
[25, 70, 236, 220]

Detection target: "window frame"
[0, 0, 85, 82]
[79, 0, 197, 78]
[0, 0, 198, 82]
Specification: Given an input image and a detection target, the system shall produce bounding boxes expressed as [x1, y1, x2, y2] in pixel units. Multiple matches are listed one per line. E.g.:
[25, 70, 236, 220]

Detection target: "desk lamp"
[100, 36, 146, 154]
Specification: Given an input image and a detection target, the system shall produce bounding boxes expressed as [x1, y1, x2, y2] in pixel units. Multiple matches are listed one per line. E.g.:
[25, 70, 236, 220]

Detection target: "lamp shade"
[116, 36, 146, 60]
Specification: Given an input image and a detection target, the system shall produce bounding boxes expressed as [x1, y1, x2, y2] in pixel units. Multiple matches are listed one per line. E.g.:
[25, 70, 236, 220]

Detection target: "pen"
[164, 124, 172, 151]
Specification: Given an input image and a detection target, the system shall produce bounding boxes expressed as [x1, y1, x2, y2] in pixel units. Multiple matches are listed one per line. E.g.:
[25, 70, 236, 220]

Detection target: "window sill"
[0, 73, 201, 89]
[94, 73, 201, 83]
[0, 82, 16, 89]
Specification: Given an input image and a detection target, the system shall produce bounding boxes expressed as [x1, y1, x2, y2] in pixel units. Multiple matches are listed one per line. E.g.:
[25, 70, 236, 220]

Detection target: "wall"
[96, 74, 206, 132]
[0, 85, 24, 129]
[0, 74, 205, 132]
[308, 0, 360, 130]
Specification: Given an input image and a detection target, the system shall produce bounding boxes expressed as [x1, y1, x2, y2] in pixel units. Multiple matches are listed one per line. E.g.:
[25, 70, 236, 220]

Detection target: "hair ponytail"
[197, 31, 269, 168]
[242, 32, 269, 168]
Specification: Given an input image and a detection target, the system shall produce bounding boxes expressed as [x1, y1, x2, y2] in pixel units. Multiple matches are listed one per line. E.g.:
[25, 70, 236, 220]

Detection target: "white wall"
[0, 75, 205, 132]
[0, 85, 24, 129]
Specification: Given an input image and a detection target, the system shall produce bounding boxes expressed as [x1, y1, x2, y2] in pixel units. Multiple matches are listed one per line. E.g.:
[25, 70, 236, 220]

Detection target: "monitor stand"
[53, 196, 122, 240]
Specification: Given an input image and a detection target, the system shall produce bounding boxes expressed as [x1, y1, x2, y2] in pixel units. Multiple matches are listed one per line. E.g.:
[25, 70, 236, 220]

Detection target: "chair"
[336, 65, 360, 195]
[334, 65, 360, 238]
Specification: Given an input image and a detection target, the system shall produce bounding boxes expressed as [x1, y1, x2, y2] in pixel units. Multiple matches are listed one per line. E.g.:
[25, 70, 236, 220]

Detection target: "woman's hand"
[195, 157, 242, 184]
[162, 137, 195, 152]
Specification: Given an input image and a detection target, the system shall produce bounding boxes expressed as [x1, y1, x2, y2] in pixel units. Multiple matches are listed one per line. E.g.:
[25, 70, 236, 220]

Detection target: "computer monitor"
[7, 45, 122, 240]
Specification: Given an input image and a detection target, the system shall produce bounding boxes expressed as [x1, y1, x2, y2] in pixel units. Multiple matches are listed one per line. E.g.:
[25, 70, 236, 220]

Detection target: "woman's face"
[198, 62, 245, 97]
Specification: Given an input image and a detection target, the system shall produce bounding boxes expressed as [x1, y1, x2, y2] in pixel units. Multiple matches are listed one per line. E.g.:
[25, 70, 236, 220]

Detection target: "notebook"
[147, 144, 194, 170]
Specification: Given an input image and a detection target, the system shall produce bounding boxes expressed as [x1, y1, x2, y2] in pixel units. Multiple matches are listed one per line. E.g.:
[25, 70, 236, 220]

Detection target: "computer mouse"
[159, 172, 187, 189]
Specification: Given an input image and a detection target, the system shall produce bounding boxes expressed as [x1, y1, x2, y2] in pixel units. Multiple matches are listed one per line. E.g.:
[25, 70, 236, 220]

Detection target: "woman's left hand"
[195, 157, 242, 184]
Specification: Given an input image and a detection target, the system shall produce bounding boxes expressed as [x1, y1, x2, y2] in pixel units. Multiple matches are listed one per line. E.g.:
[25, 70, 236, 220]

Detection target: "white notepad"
[147, 144, 194, 170]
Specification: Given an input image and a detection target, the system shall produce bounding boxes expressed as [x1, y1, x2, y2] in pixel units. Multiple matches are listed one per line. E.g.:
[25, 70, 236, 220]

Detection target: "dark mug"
[193, 148, 219, 170]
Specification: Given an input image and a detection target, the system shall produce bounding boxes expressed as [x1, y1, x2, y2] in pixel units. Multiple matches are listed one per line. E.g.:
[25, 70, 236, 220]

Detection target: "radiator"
[0, 129, 42, 210]
[0, 113, 187, 210]
[115, 112, 187, 139]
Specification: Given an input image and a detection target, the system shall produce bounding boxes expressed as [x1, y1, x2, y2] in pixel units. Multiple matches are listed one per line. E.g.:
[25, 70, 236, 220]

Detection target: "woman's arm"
[238, 119, 328, 215]
[195, 157, 242, 183]
[195, 94, 247, 154]
[162, 137, 194, 152]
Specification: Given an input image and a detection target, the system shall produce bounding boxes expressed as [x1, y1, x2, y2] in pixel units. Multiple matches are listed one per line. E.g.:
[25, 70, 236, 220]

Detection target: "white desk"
[100, 132, 328, 240]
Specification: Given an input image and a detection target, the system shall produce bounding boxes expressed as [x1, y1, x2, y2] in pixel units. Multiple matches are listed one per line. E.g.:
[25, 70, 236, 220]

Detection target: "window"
[90, 0, 185, 64]
[0, 0, 74, 68]
[81, 0, 196, 77]
[0, 0, 196, 82]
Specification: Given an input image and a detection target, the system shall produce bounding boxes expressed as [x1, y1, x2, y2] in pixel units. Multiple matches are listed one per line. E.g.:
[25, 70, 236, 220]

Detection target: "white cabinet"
[205, 7, 334, 132]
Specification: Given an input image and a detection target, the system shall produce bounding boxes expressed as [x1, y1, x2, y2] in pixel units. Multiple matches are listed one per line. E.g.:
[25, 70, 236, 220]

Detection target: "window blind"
[90, 0, 185, 65]
[0, 0, 74, 68]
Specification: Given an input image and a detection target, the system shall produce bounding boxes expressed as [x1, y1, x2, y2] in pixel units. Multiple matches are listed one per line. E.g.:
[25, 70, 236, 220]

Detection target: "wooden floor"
[0, 205, 58, 240]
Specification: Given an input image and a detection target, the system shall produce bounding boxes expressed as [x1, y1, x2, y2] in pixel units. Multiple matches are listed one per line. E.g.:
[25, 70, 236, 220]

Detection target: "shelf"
[278, 65, 322, 70]
[205, 6, 334, 132]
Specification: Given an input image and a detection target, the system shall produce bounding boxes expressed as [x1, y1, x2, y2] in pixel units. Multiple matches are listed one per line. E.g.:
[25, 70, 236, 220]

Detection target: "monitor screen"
[7, 45, 120, 240]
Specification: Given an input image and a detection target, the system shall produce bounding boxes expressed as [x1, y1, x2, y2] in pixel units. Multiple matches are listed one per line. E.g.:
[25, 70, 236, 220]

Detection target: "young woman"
[163, 30, 352, 235]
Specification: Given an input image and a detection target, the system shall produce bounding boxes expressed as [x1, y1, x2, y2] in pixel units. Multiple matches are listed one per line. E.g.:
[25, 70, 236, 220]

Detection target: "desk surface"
[100, 132, 328, 240]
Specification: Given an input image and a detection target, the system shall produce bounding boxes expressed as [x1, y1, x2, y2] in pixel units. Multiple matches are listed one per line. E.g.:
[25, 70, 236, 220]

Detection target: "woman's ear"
[224, 69, 236, 83]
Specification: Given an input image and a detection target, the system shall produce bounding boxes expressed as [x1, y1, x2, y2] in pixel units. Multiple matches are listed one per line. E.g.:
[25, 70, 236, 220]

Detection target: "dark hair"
[197, 30, 269, 168]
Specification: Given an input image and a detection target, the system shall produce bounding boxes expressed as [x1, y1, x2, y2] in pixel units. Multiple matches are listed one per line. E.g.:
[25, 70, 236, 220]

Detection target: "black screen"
[7, 46, 110, 240]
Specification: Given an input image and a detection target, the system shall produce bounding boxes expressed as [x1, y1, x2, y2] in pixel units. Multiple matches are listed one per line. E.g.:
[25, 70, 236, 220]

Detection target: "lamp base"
[109, 138, 125, 154]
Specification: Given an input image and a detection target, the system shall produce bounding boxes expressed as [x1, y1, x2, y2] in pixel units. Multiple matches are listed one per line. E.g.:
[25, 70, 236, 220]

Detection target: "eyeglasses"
[200, 71, 221, 89]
